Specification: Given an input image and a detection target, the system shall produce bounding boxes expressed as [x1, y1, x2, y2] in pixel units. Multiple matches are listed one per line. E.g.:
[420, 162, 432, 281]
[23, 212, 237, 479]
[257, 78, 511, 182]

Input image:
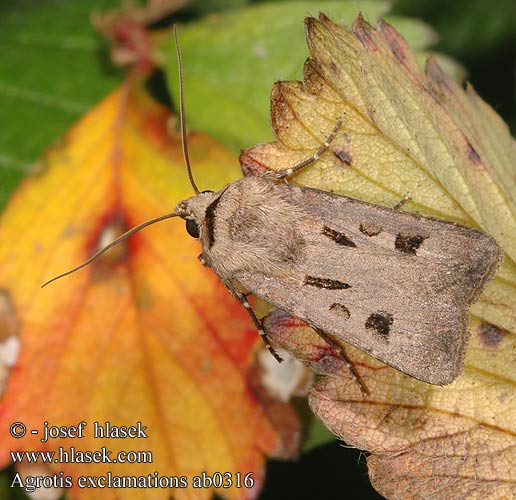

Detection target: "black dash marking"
[205, 195, 222, 248]
[335, 149, 353, 165]
[304, 276, 351, 290]
[322, 226, 356, 247]
[365, 311, 393, 337]
[329, 302, 350, 319]
[395, 233, 427, 255]
[359, 222, 383, 237]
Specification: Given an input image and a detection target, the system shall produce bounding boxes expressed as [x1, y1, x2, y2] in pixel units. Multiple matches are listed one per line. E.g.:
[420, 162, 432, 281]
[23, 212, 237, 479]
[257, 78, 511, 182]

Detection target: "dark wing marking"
[205, 194, 223, 247]
[322, 226, 356, 247]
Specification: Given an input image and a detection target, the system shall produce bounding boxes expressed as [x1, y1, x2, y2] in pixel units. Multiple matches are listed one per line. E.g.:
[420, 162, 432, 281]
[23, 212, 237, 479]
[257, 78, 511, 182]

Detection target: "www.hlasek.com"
[9, 420, 254, 493]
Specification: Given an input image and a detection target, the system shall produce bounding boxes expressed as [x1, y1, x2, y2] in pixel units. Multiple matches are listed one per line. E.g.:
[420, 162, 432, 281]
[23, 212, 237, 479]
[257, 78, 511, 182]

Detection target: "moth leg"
[393, 195, 410, 210]
[224, 280, 283, 363]
[312, 326, 368, 396]
[273, 120, 343, 180]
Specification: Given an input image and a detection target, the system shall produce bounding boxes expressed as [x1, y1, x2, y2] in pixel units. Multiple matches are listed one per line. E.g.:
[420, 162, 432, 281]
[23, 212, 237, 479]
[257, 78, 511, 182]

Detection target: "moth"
[44, 28, 502, 394]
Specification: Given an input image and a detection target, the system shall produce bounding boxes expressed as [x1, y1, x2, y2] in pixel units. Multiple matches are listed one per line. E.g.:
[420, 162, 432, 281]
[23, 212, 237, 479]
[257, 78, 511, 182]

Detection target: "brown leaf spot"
[478, 322, 506, 349]
[425, 56, 452, 98]
[0, 290, 19, 341]
[239, 149, 269, 176]
[365, 311, 393, 337]
[359, 222, 383, 237]
[466, 140, 483, 167]
[386, 32, 406, 63]
[352, 16, 377, 52]
[329, 303, 350, 319]
[334, 149, 353, 166]
[395, 233, 427, 255]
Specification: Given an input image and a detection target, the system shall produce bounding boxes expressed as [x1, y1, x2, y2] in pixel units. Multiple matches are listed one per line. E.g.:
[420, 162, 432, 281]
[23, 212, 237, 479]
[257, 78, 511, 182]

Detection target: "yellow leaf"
[241, 14, 516, 499]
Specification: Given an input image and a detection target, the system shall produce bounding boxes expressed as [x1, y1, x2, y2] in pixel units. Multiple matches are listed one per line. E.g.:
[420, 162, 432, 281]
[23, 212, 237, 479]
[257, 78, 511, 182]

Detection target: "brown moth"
[43, 27, 502, 394]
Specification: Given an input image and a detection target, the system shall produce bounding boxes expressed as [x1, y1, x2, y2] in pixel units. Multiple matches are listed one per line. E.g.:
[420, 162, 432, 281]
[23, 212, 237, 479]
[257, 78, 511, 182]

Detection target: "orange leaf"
[0, 83, 297, 499]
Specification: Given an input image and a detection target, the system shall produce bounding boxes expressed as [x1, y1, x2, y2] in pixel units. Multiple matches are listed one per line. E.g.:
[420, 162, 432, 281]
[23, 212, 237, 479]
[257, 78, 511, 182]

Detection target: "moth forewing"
[201, 176, 501, 385]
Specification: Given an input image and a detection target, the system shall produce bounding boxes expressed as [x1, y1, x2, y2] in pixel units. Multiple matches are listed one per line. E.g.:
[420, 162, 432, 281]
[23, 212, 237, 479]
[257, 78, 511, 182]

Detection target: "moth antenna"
[173, 25, 200, 195]
[41, 211, 180, 288]
[43, 29, 195, 288]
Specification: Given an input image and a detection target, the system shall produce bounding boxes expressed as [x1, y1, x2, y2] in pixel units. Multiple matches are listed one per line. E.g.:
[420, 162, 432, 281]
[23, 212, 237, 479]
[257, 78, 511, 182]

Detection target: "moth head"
[177, 190, 218, 240]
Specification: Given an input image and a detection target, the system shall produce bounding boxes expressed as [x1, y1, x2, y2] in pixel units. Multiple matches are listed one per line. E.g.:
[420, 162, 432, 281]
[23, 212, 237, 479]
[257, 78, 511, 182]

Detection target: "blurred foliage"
[0, 0, 123, 208]
[393, 0, 516, 132]
[160, 1, 394, 150]
[393, 0, 515, 55]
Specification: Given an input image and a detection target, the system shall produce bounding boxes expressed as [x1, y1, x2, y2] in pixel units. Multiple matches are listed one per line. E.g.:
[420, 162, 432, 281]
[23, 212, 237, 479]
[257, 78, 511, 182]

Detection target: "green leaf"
[0, 0, 122, 208]
[160, 1, 392, 151]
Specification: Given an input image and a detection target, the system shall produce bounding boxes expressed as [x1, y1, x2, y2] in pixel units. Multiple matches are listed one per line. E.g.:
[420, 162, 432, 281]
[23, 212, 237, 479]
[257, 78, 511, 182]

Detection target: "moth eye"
[185, 219, 200, 239]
